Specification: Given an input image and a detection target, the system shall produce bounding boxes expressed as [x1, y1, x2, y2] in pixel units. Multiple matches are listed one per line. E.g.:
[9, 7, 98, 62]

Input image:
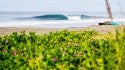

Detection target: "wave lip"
[32, 14, 68, 20]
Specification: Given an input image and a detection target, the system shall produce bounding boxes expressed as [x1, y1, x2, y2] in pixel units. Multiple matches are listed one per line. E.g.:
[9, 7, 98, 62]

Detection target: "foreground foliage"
[0, 29, 125, 70]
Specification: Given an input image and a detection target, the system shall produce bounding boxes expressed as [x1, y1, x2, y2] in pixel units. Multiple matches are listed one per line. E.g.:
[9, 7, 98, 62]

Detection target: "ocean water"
[0, 12, 125, 28]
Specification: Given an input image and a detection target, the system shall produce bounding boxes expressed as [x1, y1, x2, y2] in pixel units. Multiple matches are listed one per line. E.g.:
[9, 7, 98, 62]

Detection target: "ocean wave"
[15, 14, 106, 21]
[32, 14, 68, 20]
[81, 15, 105, 19]
[81, 15, 93, 19]
[15, 14, 68, 21]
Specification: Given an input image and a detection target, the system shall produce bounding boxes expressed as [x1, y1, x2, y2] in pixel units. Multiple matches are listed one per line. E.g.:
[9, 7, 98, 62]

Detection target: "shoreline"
[0, 19, 125, 28]
[0, 25, 124, 36]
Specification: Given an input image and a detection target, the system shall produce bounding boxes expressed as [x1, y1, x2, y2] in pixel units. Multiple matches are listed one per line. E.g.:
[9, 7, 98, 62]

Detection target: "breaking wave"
[16, 14, 105, 21]
[32, 14, 68, 20]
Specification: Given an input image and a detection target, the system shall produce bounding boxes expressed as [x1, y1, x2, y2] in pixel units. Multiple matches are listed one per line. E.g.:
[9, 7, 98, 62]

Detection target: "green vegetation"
[0, 29, 125, 70]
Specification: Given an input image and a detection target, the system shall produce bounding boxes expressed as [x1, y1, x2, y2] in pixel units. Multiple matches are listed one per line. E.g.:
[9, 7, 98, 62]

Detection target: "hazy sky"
[0, 0, 125, 12]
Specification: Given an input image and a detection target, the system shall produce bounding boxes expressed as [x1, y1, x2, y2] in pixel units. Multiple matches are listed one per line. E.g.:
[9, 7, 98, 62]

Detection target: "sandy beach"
[0, 25, 124, 36]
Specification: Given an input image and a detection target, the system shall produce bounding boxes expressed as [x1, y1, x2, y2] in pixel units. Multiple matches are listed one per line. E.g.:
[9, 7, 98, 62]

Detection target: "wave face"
[81, 15, 93, 19]
[32, 14, 68, 20]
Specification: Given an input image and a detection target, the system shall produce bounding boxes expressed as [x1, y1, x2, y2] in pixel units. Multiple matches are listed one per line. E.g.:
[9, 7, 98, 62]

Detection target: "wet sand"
[0, 25, 124, 36]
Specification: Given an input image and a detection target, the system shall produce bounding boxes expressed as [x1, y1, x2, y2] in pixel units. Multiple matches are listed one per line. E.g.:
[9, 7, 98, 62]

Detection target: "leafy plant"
[0, 29, 125, 70]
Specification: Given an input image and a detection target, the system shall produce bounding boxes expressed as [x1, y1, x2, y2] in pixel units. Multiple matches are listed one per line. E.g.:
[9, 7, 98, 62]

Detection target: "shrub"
[0, 30, 125, 70]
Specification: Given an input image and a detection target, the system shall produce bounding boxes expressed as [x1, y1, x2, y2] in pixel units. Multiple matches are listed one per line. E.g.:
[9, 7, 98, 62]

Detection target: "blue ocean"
[0, 12, 125, 28]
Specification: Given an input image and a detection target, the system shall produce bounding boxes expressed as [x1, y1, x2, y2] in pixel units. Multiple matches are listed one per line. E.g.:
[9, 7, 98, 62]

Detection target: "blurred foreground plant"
[0, 28, 125, 70]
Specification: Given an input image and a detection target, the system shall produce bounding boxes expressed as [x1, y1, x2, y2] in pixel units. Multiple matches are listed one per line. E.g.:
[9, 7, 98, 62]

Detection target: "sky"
[0, 0, 125, 12]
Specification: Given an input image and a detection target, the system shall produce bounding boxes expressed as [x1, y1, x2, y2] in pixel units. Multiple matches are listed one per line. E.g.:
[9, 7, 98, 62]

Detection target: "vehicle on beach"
[99, 21, 118, 25]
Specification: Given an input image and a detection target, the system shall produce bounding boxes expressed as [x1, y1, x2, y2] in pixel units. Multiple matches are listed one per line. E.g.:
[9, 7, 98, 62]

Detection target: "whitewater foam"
[0, 19, 125, 28]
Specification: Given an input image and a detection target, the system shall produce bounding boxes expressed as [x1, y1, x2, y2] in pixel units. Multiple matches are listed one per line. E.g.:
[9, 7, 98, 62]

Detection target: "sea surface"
[0, 12, 125, 28]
